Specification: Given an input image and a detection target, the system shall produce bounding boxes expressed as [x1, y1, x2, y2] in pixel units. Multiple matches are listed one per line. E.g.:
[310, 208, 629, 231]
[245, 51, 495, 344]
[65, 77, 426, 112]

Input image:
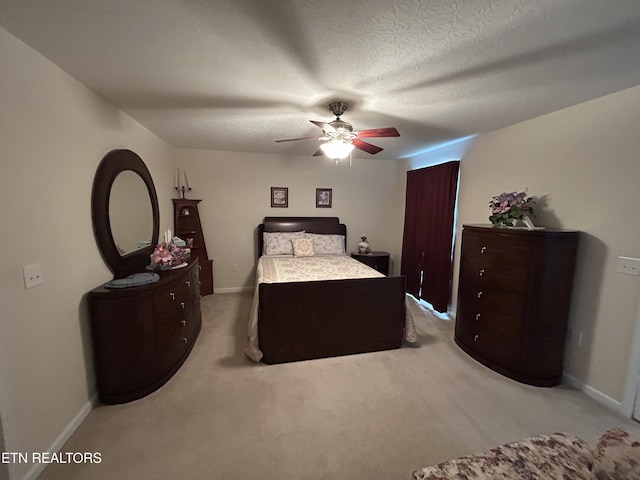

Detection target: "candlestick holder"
[175, 185, 192, 199]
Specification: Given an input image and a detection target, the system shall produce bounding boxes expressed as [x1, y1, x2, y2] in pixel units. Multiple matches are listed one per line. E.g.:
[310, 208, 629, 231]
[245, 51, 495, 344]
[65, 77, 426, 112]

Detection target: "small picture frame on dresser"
[316, 188, 332, 208]
[270, 187, 288, 208]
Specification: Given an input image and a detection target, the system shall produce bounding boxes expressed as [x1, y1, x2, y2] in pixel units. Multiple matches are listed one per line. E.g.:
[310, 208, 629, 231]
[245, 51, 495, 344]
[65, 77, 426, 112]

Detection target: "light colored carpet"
[39, 292, 640, 479]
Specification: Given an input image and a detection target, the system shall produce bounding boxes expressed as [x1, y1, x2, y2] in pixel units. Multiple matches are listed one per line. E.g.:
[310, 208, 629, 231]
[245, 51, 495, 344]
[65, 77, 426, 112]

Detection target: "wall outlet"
[23, 263, 44, 289]
[617, 256, 640, 276]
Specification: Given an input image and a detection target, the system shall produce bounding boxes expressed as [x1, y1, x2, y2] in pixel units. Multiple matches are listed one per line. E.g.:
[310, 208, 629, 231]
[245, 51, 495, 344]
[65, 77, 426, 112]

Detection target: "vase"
[521, 214, 535, 230]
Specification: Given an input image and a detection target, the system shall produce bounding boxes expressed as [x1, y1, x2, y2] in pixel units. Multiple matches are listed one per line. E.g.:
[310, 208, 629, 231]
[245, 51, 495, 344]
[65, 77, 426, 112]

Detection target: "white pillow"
[305, 233, 345, 255]
[292, 238, 315, 257]
[263, 231, 305, 255]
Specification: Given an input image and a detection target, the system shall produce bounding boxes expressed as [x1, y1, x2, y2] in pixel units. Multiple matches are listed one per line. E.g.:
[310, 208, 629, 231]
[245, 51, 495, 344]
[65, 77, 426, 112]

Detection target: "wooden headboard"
[257, 217, 347, 257]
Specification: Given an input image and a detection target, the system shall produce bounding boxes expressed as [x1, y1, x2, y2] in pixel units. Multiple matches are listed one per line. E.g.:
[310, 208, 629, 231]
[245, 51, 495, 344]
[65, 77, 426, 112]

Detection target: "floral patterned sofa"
[411, 429, 640, 480]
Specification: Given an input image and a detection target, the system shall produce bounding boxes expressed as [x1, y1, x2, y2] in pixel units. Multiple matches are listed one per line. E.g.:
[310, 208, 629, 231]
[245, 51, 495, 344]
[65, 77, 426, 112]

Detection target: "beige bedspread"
[245, 254, 417, 362]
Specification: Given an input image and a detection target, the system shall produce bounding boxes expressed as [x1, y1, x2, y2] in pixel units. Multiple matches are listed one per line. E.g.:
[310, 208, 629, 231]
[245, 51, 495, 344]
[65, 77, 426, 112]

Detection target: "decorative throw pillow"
[592, 428, 640, 480]
[292, 238, 315, 257]
[305, 233, 345, 255]
[263, 231, 305, 256]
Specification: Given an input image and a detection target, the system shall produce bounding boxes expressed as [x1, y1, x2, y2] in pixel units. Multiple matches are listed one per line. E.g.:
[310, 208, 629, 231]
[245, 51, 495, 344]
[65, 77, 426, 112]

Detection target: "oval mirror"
[92, 149, 159, 278]
[109, 171, 153, 255]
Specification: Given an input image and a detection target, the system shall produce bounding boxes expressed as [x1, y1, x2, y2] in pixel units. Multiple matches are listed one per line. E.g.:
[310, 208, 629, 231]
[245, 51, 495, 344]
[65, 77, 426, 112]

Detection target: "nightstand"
[351, 251, 390, 276]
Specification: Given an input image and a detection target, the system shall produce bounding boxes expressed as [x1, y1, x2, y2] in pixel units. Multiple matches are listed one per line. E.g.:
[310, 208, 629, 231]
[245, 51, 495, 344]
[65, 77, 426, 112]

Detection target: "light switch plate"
[617, 256, 640, 276]
[23, 263, 44, 288]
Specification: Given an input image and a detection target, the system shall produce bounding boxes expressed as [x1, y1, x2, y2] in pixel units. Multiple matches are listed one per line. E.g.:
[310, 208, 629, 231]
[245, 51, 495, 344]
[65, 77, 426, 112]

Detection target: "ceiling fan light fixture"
[320, 140, 354, 160]
[274, 100, 398, 159]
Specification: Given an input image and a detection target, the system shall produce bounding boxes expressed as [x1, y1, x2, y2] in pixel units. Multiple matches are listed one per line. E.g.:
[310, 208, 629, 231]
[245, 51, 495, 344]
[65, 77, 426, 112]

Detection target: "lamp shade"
[320, 141, 355, 160]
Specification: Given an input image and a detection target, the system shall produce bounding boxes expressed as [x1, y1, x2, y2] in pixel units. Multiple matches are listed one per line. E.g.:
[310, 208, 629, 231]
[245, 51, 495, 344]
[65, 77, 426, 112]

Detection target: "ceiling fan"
[275, 101, 400, 159]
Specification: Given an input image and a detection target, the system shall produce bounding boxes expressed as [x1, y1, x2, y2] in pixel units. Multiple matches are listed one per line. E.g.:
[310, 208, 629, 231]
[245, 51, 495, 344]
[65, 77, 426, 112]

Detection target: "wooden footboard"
[258, 275, 406, 364]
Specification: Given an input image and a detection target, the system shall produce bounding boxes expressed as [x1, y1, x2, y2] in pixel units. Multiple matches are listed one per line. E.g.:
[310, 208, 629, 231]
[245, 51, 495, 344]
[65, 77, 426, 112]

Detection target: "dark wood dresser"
[455, 224, 579, 387]
[89, 260, 202, 404]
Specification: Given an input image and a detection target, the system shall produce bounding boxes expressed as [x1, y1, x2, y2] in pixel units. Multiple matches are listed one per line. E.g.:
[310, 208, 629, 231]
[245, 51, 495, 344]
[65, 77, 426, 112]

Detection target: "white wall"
[175, 149, 403, 289]
[0, 28, 175, 480]
[449, 85, 640, 405]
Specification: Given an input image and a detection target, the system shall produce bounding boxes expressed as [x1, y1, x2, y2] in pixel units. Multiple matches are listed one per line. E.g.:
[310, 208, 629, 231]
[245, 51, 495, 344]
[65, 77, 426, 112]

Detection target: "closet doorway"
[400, 161, 459, 313]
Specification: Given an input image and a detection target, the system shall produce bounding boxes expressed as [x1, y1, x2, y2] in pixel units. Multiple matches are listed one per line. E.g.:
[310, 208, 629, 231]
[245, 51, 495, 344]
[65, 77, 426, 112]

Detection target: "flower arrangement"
[149, 229, 191, 270]
[149, 242, 190, 270]
[150, 242, 191, 270]
[489, 191, 535, 227]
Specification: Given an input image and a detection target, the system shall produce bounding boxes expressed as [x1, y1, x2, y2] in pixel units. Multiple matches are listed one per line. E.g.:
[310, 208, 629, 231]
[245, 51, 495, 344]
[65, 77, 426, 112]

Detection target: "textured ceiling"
[2, 0, 640, 160]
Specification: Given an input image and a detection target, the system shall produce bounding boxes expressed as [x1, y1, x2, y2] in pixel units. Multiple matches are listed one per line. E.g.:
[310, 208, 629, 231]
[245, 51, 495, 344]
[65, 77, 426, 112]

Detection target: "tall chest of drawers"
[89, 259, 202, 404]
[455, 224, 579, 386]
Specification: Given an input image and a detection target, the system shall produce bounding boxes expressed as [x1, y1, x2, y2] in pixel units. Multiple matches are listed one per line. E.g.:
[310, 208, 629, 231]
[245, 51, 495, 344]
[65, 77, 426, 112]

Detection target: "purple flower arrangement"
[489, 191, 535, 227]
[149, 242, 190, 270]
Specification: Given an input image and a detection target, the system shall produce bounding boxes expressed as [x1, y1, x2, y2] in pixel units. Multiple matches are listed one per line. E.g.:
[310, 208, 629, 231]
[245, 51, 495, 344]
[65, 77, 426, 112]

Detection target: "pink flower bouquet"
[149, 242, 190, 270]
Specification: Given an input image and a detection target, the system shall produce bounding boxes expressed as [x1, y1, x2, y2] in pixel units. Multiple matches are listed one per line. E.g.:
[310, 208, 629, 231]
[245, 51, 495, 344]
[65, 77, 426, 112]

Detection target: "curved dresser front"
[89, 260, 202, 404]
[455, 225, 579, 387]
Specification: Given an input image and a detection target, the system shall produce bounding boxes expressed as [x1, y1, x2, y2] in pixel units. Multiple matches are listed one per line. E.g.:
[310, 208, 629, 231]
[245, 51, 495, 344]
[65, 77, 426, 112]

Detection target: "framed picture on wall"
[316, 188, 332, 208]
[271, 187, 288, 208]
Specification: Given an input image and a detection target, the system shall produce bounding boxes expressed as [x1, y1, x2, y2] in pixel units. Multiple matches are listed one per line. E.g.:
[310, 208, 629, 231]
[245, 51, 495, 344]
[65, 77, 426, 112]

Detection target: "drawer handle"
[479, 269, 485, 276]
[170, 292, 175, 300]
[180, 302, 185, 309]
[186, 280, 191, 287]
[480, 246, 487, 254]
[181, 320, 186, 326]
[475, 313, 481, 320]
[477, 291, 483, 299]
[474, 334, 479, 342]
[182, 337, 188, 344]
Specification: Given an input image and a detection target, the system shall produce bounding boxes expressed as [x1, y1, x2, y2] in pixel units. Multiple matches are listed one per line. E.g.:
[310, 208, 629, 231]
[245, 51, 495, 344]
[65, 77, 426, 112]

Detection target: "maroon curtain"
[401, 161, 460, 313]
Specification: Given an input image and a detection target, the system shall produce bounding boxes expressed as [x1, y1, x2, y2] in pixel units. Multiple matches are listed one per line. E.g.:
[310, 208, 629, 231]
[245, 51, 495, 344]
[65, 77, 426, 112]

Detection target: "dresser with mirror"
[89, 149, 201, 404]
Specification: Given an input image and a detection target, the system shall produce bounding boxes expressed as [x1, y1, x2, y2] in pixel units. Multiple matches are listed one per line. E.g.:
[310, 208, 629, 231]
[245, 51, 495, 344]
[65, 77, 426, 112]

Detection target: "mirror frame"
[92, 149, 160, 278]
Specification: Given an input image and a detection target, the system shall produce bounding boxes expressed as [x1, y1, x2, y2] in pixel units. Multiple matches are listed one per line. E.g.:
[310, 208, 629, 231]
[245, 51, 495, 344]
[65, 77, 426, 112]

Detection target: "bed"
[245, 216, 417, 364]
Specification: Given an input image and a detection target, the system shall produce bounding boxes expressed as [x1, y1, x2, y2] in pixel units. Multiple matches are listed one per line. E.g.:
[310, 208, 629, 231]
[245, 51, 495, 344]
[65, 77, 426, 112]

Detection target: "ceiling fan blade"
[354, 127, 400, 138]
[312, 149, 324, 156]
[310, 120, 336, 132]
[275, 136, 320, 143]
[353, 139, 383, 155]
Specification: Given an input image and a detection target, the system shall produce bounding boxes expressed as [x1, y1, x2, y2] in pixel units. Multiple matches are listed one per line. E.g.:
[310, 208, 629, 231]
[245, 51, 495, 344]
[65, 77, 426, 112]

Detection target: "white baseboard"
[22, 395, 97, 480]
[213, 286, 253, 294]
[563, 373, 622, 413]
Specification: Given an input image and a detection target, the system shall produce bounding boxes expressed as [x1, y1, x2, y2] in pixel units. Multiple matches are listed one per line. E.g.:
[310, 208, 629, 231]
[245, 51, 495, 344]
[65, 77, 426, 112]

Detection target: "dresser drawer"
[461, 233, 531, 266]
[474, 316, 523, 368]
[462, 259, 529, 291]
[458, 279, 526, 317]
[457, 294, 523, 332]
[156, 322, 193, 372]
[154, 278, 190, 308]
